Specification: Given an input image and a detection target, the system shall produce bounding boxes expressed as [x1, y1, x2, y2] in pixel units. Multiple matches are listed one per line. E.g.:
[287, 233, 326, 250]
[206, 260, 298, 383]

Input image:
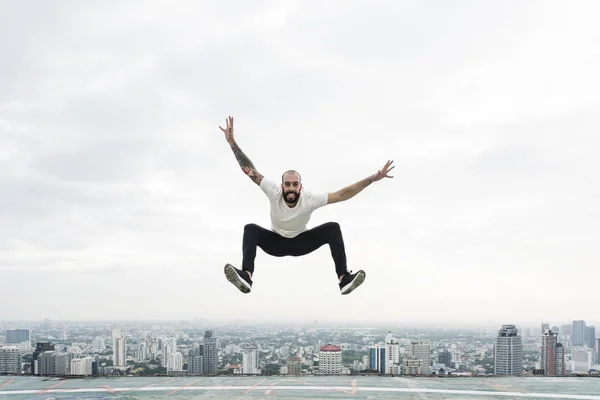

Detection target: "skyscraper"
[584, 326, 596, 349]
[369, 345, 385, 374]
[384, 343, 400, 374]
[438, 350, 452, 368]
[572, 320, 586, 346]
[493, 325, 523, 376]
[202, 330, 218, 375]
[242, 346, 260, 374]
[554, 343, 565, 375]
[541, 329, 565, 376]
[113, 331, 126, 367]
[411, 342, 431, 375]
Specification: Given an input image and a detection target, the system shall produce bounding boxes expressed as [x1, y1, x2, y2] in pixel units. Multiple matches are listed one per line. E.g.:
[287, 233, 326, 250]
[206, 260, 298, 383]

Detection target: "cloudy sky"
[1, 0, 599, 328]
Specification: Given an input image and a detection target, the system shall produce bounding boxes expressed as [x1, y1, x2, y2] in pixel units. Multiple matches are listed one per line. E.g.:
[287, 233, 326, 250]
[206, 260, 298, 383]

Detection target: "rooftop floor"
[0, 375, 599, 399]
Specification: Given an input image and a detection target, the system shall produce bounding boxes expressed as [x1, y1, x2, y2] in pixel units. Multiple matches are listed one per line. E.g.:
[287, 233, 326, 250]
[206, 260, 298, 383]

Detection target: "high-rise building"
[113, 332, 126, 367]
[584, 326, 596, 349]
[167, 352, 183, 371]
[541, 329, 565, 375]
[160, 338, 176, 368]
[555, 343, 565, 375]
[0, 347, 22, 374]
[242, 347, 260, 374]
[188, 348, 203, 374]
[188, 355, 203, 374]
[438, 350, 452, 368]
[493, 325, 523, 376]
[202, 330, 218, 375]
[287, 356, 302, 375]
[318, 344, 342, 374]
[6, 329, 30, 344]
[411, 342, 431, 375]
[32, 342, 55, 375]
[384, 343, 400, 374]
[369, 345, 386, 374]
[572, 320, 586, 346]
[597, 338, 600, 364]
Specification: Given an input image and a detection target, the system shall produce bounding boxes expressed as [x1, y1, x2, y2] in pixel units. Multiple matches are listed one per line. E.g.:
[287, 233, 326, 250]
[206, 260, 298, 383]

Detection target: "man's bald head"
[281, 170, 302, 206]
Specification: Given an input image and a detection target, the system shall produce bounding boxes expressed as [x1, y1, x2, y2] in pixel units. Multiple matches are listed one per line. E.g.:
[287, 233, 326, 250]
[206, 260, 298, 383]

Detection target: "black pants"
[241, 222, 348, 278]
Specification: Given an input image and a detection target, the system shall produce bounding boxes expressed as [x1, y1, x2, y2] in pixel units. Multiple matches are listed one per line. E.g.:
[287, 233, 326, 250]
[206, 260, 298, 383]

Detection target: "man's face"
[281, 172, 302, 205]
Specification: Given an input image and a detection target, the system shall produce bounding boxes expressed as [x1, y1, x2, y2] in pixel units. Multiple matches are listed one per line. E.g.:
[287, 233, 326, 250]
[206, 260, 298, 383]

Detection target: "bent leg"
[242, 223, 289, 275]
[290, 221, 348, 278]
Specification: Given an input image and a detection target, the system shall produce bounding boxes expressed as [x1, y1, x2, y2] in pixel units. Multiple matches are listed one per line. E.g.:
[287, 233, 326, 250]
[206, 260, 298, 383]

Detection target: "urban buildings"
[1, 319, 597, 377]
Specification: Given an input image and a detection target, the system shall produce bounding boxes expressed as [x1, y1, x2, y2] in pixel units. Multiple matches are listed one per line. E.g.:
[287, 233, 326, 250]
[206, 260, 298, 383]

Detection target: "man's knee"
[244, 223, 262, 235]
[323, 221, 341, 233]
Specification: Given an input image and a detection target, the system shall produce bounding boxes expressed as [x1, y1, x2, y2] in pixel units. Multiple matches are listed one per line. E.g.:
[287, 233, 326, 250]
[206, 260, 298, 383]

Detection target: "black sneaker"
[224, 263, 252, 294]
[339, 270, 366, 295]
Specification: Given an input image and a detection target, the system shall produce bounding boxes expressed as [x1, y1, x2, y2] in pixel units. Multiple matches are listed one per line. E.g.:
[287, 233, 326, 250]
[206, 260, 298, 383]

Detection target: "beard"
[283, 190, 300, 205]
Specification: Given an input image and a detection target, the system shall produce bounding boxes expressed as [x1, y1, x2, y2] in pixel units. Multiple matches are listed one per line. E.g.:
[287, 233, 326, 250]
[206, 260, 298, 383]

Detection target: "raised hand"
[371, 160, 395, 182]
[219, 116, 235, 144]
[221, 116, 264, 186]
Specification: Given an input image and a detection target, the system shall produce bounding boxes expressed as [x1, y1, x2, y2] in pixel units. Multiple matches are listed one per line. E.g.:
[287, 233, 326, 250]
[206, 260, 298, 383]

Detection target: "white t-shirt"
[259, 177, 329, 238]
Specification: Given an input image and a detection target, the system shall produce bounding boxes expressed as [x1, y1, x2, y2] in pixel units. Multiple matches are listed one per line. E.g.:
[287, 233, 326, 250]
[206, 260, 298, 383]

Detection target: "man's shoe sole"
[224, 264, 251, 294]
[341, 270, 366, 295]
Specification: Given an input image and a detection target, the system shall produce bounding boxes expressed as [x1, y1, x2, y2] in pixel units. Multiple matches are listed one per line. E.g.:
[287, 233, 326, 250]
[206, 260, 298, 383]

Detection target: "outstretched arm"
[229, 141, 263, 185]
[327, 160, 394, 204]
[219, 116, 264, 186]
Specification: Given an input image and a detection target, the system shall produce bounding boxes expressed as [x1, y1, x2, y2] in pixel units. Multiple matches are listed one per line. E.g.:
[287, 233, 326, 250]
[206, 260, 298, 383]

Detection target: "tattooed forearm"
[230, 141, 263, 185]
[230, 142, 255, 169]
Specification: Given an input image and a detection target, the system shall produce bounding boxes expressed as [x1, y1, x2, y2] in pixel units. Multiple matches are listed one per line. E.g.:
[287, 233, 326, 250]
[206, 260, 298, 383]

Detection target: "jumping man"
[219, 116, 394, 295]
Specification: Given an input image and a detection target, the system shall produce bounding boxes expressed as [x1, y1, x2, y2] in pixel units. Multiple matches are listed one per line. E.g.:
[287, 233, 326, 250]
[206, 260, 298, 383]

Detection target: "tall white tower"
[493, 324, 523, 376]
[242, 347, 260, 374]
[113, 330, 126, 367]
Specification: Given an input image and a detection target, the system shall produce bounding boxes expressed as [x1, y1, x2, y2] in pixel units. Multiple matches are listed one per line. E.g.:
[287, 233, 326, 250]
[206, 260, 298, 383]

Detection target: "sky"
[1, 0, 599, 328]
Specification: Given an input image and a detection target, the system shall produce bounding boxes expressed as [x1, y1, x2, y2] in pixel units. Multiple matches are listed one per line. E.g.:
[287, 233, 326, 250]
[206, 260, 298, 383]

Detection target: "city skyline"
[2, 319, 599, 378]
[1, 0, 599, 323]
